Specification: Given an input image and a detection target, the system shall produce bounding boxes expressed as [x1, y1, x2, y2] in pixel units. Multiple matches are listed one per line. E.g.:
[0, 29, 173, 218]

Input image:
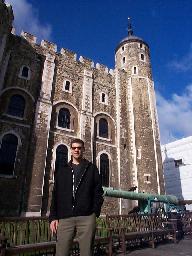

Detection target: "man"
[49, 138, 104, 256]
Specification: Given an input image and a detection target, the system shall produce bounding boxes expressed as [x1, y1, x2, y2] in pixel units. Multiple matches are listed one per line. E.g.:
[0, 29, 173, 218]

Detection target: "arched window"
[100, 93, 108, 105]
[7, 94, 25, 118]
[21, 66, 29, 78]
[58, 108, 71, 129]
[100, 153, 109, 187]
[63, 80, 72, 93]
[99, 118, 108, 138]
[0, 134, 18, 175]
[140, 53, 145, 61]
[133, 66, 137, 74]
[19, 66, 30, 79]
[102, 93, 105, 103]
[55, 145, 68, 172]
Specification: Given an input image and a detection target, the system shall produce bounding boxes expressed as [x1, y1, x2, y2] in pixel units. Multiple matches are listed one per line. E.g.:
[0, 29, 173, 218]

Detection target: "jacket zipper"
[71, 164, 90, 210]
[72, 168, 75, 210]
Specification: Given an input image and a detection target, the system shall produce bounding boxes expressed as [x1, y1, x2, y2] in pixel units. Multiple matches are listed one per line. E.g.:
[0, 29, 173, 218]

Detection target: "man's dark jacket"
[49, 159, 104, 222]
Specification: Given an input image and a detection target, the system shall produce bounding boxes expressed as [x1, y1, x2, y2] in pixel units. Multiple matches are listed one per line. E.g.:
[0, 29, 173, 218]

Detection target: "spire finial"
[128, 17, 133, 36]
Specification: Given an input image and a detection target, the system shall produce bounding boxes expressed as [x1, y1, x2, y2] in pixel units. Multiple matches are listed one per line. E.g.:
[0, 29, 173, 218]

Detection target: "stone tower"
[114, 20, 165, 213]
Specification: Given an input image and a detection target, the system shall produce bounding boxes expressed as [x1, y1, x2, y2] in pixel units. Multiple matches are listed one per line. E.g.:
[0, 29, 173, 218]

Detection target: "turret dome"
[115, 18, 148, 53]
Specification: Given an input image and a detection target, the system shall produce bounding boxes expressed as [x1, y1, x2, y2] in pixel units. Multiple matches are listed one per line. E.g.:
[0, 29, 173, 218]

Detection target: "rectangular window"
[141, 54, 145, 61]
[174, 159, 183, 167]
[65, 81, 70, 91]
[100, 92, 108, 105]
[144, 174, 151, 184]
[102, 93, 105, 103]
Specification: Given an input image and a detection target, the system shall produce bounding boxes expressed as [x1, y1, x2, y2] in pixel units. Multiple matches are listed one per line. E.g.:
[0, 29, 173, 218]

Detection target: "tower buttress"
[0, 1, 14, 90]
[114, 20, 164, 213]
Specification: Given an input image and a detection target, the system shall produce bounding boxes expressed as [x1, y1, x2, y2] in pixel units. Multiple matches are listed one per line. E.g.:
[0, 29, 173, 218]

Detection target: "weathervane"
[128, 17, 133, 36]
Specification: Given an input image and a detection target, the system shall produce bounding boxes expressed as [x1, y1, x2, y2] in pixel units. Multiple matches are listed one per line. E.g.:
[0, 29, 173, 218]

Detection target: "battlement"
[79, 56, 94, 68]
[18, 30, 114, 75]
[5, 2, 11, 8]
[60, 48, 114, 75]
[41, 40, 57, 52]
[95, 63, 114, 75]
[60, 48, 77, 61]
[11, 27, 15, 35]
[96, 63, 109, 73]
[21, 31, 37, 44]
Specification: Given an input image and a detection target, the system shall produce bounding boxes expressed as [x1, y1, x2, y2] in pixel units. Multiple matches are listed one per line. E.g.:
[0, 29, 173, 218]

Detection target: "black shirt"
[72, 162, 83, 189]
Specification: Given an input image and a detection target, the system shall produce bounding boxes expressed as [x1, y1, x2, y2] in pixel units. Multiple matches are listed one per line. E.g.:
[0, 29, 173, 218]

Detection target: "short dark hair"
[70, 138, 85, 148]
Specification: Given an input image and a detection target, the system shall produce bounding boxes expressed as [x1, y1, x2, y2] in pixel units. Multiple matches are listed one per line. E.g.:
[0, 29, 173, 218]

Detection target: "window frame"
[139, 43, 145, 50]
[0, 133, 19, 177]
[95, 114, 114, 142]
[7, 94, 26, 119]
[18, 65, 31, 80]
[57, 107, 71, 130]
[55, 103, 78, 133]
[144, 173, 151, 184]
[100, 92, 108, 105]
[55, 144, 68, 172]
[132, 66, 138, 75]
[98, 117, 109, 139]
[63, 79, 72, 93]
[140, 53, 145, 62]
[174, 159, 183, 168]
[98, 152, 110, 187]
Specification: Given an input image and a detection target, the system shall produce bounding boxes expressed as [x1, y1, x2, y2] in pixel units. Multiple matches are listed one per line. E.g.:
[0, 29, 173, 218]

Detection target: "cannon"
[103, 187, 180, 213]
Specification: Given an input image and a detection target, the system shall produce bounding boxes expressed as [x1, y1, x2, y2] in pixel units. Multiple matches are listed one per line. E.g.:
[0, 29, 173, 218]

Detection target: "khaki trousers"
[56, 213, 96, 256]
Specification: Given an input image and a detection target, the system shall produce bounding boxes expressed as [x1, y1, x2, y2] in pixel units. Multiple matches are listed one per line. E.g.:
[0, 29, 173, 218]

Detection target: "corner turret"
[0, 0, 14, 35]
[115, 18, 152, 79]
[0, 0, 14, 68]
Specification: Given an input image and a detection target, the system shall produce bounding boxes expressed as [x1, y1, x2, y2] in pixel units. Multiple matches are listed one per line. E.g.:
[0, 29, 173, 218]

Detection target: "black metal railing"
[0, 212, 191, 256]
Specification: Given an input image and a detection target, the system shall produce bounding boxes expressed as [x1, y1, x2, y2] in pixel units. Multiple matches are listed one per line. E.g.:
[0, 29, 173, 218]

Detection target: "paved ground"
[117, 238, 192, 256]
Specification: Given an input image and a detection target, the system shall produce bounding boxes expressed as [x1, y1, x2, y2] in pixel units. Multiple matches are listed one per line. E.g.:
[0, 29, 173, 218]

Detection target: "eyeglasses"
[71, 147, 82, 150]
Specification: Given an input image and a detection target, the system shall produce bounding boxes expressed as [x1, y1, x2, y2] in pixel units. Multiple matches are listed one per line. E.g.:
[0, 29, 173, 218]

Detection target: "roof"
[115, 18, 149, 53]
[115, 35, 149, 53]
[120, 35, 143, 43]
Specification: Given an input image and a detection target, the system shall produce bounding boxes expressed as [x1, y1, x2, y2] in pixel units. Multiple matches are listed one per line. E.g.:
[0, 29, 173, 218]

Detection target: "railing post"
[0, 234, 8, 256]
[0, 245, 5, 256]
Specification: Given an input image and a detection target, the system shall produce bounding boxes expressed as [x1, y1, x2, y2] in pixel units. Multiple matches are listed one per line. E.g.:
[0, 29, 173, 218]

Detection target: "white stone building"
[162, 136, 192, 211]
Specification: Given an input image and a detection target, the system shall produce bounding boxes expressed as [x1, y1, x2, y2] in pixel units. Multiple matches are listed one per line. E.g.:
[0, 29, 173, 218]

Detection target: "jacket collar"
[68, 158, 90, 169]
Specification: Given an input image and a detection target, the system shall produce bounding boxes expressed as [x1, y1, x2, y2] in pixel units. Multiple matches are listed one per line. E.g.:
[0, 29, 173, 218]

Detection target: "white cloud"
[157, 84, 192, 145]
[6, 0, 52, 41]
[169, 44, 192, 72]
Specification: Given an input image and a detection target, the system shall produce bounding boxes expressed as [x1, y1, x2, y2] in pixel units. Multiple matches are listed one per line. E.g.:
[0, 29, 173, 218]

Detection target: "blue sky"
[7, 0, 192, 145]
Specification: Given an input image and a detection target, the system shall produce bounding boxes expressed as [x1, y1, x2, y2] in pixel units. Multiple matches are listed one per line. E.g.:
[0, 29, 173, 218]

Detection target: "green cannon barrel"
[103, 187, 179, 205]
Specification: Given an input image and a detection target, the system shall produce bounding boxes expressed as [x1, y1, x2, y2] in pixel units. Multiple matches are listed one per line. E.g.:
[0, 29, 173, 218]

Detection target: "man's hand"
[50, 220, 59, 235]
